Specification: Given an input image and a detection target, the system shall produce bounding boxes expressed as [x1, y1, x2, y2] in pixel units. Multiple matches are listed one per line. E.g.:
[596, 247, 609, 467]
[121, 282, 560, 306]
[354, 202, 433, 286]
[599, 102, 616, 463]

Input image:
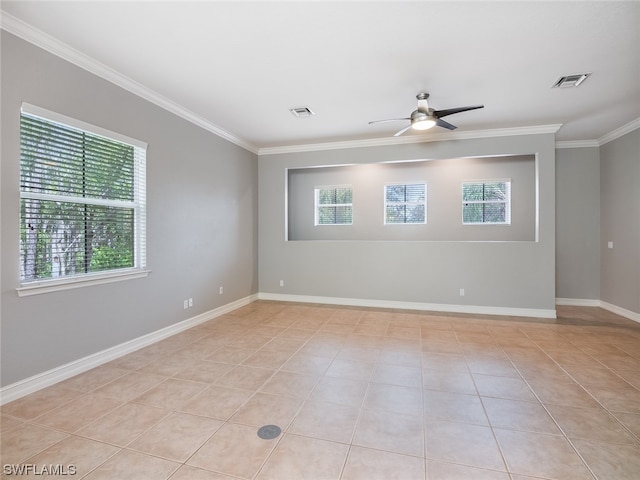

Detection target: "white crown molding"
[258, 124, 563, 156]
[0, 294, 259, 405]
[4, 11, 636, 156]
[0, 12, 259, 155]
[555, 140, 600, 149]
[555, 118, 640, 149]
[598, 117, 640, 146]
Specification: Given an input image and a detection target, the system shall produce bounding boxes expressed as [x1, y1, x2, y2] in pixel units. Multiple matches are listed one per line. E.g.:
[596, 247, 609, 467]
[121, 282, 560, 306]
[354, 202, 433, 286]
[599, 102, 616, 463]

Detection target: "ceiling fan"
[369, 93, 484, 136]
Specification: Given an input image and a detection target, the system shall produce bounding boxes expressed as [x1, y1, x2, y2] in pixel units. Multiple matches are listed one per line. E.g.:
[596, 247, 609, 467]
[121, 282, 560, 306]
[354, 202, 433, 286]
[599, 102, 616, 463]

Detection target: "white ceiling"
[2, 1, 639, 151]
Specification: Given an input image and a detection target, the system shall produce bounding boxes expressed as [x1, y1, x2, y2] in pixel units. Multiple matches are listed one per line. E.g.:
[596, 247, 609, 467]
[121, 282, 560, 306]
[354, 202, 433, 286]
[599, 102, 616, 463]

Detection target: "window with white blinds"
[19, 104, 147, 286]
[384, 183, 426, 224]
[315, 186, 353, 225]
[462, 180, 511, 224]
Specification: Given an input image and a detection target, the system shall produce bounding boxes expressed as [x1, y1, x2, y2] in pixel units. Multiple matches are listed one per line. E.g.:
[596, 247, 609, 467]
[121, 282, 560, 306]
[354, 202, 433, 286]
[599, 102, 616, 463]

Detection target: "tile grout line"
[247, 308, 341, 480]
[460, 335, 511, 477]
[501, 343, 600, 480]
[4, 302, 639, 479]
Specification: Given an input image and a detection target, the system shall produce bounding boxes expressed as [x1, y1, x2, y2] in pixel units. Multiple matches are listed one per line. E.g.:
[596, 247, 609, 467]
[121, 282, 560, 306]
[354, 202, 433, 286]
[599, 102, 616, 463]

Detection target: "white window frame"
[314, 185, 353, 226]
[17, 103, 149, 296]
[384, 183, 427, 225]
[461, 179, 511, 225]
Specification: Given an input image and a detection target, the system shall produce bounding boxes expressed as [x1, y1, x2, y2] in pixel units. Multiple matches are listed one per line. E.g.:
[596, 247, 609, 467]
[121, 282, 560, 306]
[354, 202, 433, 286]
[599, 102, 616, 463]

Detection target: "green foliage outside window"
[20, 112, 141, 283]
[385, 184, 426, 224]
[462, 181, 510, 224]
[316, 186, 353, 225]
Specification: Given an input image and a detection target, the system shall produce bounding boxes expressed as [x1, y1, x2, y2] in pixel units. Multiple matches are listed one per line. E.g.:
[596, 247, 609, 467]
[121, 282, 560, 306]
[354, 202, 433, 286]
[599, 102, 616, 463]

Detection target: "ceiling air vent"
[290, 107, 315, 117]
[552, 73, 591, 88]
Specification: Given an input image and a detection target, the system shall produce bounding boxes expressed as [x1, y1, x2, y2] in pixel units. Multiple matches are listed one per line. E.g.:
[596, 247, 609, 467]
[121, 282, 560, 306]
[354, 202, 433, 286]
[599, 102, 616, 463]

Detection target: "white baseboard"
[0, 294, 258, 405]
[259, 292, 557, 319]
[5, 293, 636, 405]
[556, 298, 640, 324]
[600, 301, 640, 324]
[555, 298, 601, 307]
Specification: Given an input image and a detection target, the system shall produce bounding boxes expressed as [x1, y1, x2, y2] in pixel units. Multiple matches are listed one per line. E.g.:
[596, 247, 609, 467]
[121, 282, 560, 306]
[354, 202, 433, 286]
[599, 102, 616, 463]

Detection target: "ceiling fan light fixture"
[412, 117, 436, 130]
[370, 92, 483, 136]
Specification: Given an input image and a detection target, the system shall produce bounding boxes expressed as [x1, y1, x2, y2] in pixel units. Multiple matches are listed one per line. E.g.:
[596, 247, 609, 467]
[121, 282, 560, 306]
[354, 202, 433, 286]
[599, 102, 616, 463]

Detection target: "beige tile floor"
[2, 302, 640, 479]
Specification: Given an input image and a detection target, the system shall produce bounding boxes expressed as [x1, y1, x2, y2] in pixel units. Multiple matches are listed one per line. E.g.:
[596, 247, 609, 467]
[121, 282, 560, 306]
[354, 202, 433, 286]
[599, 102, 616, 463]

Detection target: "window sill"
[462, 223, 512, 226]
[16, 269, 151, 297]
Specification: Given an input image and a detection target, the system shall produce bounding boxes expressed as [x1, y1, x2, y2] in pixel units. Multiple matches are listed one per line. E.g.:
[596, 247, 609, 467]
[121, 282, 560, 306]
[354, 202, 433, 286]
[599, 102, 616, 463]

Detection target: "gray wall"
[1, 32, 259, 386]
[555, 147, 600, 300]
[259, 136, 556, 313]
[288, 155, 536, 241]
[3, 27, 634, 390]
[600, 129, 640, 313]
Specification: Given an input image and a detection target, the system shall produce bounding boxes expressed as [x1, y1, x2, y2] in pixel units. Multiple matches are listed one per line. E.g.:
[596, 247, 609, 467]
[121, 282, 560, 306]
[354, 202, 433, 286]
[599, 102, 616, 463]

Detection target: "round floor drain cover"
[257, 424, 281, 440]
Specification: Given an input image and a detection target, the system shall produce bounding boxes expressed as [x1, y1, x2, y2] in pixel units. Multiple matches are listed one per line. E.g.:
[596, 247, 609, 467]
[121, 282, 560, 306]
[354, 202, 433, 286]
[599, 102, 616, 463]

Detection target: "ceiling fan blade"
[369, 117, 410, 124]
[393, 124, 413, 137]
[433, 105, 484, 118]
[436, 118, 457, 130]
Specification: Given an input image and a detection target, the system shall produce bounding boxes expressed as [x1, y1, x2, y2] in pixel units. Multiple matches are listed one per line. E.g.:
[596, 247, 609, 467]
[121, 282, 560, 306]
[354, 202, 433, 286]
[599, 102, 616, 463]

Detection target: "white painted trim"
[0, 294, 258, 405]
[0, 13, 258, 155]
[258, 292, 556, 319]
[22, 102, 148, 149]
[598, 118, 640, 146]
[555, 119, 640, 149]
[3, 12, 636, 156]
[555, 298, 601, 307]
[4, 293, 636, 404]
[17, 269, 151, 297]
[600, 301, 640, 324]
[258, 125, 563, 156]
[555, 140, 599, 149]
[556, 298, 640, 324]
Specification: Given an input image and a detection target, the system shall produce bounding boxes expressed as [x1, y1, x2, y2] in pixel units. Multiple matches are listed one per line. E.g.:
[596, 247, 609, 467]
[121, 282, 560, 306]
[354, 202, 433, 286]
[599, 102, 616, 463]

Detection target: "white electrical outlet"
[608, 241, 613, 249]
[183, 299, 188, 309]
[219, 286, 223, 295]
[188, 298, 193, 307]
[459, 288, 465, 296]
[279, 280, 284, 287]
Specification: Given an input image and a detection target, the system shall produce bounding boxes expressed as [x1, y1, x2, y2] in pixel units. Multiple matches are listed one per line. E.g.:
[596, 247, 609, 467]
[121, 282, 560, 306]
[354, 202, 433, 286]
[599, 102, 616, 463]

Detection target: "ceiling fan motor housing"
[411, 110, 436, 130]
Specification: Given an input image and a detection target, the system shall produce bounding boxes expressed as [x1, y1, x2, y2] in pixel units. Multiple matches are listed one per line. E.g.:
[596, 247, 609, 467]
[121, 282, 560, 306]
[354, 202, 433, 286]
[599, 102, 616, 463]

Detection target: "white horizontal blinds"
[19, 108, 146, 284]
[385, 183, 426, 224]
[316, 186, 353, 225]
[21, 114, 135, 201]
[462, 180, 510, 224]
